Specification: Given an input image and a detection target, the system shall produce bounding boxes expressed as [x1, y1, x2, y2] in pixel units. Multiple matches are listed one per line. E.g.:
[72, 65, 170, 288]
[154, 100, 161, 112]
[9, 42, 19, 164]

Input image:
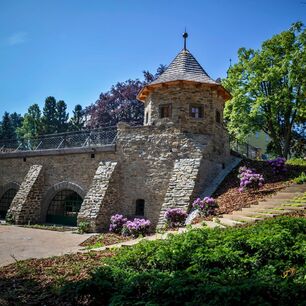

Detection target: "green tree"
[42, 96, 57, 134]
[69, 104, 84, 131]
[223, 22, 306, 158]
[17, 104, 42, 139]
[56, 100, 69, 133]
[10, 112, 23, 131]
[0, 112, 16, 140]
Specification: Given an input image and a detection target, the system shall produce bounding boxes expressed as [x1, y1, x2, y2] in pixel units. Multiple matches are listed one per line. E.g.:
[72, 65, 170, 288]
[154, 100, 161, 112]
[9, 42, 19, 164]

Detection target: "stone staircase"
[208, 183, 306, 228]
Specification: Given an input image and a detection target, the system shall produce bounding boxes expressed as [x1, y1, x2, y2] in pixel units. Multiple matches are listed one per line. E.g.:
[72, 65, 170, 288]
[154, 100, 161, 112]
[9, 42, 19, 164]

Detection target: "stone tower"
[137, 33, 231, 136]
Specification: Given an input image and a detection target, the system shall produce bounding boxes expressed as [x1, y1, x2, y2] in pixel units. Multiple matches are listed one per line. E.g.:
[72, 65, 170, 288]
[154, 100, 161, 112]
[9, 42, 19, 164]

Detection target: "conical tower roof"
[137, 44, 231, 102]
[150, 49, 217, 85]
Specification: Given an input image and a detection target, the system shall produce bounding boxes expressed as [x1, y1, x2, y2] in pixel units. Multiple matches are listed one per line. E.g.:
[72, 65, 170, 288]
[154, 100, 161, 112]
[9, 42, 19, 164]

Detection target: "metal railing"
[230, 140, 261, 160]
[0, 127, 117, 153]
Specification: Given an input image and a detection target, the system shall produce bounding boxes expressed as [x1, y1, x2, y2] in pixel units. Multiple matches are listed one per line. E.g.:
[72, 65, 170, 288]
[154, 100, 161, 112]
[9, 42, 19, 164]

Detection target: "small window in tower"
[190, 105, 203, 119]
[159, 104, 172, 118]
[145, 112, 149, 124]
[135, 199, 145, 216]
[216, 110, 221, 123]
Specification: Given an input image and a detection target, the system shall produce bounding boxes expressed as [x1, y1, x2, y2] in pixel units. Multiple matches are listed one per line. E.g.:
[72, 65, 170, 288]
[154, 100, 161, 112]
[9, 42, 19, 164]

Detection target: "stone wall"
[157, 158, 202, 227]
[8, 165, 44, 224]
[77, 161, 119, 232]
[116, 122, 230, 228]
[0, 116, 231, 230]
[0, 148, 116, 224]
[144, 83, 226, 137]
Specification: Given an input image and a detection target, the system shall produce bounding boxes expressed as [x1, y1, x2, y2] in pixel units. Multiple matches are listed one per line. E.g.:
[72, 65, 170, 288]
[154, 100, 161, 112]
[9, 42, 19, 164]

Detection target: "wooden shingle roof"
[150, 49, 217, 85]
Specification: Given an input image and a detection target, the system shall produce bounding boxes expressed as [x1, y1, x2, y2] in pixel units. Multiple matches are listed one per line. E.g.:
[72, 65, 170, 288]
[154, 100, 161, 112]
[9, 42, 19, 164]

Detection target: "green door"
[46, 190, 83, 226]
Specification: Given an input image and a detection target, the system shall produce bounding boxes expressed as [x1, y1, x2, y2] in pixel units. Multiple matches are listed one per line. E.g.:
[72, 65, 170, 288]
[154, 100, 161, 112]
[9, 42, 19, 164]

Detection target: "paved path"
[0, 226, 91, 267]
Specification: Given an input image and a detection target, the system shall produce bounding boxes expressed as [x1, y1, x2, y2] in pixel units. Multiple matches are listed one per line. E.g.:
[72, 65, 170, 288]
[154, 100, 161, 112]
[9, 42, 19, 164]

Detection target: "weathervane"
[183, 29, 188, 50]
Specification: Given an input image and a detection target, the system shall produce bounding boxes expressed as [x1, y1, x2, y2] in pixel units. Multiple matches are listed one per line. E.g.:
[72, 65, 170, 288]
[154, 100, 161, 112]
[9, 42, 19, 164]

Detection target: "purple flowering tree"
[86, 65, 167, 128]
[192, 197, 218, 216]
[164, 208, 187, 228]
[238, 166, 264, 192]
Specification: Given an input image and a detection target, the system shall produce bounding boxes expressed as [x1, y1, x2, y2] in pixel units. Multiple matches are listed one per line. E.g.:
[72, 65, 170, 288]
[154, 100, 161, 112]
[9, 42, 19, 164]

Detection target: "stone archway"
[40, 182, 86, 225]
[0, 182, 20, 219]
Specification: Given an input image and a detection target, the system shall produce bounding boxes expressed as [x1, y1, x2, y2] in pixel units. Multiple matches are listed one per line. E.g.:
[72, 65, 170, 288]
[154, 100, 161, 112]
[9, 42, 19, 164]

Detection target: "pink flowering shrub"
[122, 218, 151, 238]
[267, 157, 287, 174]
[192, 197, 218, 216]
[164, 208, 187, 228]
[109, 214, 151, 237]
[109, 214, 127, 234]
[238, 166, 264, 192]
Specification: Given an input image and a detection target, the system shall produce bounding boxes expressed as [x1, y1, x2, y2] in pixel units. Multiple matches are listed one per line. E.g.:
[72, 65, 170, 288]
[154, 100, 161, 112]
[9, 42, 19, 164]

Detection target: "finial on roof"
[183, 29, 188, 50]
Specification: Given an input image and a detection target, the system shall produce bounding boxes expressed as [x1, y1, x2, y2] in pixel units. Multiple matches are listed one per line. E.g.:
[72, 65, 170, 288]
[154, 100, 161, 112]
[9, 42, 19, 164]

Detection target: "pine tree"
[69, 104, 84, 131]
[56, 100, 69, 133]
[42, 96, 57, 134]
[0, 112, 16, 140]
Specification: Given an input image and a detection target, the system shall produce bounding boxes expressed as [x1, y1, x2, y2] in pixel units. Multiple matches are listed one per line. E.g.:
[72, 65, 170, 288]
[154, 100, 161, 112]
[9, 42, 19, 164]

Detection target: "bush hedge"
[70, 216, 306, 305]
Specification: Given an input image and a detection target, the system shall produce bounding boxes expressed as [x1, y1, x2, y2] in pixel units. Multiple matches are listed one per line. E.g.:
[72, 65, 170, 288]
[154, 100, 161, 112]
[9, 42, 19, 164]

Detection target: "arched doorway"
[0, 188, 17, 219]
[46, 189, 83, 226]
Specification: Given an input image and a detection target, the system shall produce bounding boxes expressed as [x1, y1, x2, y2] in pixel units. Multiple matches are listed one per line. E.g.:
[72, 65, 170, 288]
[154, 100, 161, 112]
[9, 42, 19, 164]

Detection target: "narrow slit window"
[190, 105, 203, 119]
[216, 110, 221, 123]
[159, 104, 172, 118]
[135, 199, 145, 216]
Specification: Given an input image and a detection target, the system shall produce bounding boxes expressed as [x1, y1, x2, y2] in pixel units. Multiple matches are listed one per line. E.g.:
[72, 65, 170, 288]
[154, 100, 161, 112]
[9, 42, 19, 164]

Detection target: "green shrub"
[286, 158, 306, 167]
[5, 212, 15, 224]
[293, 172, 306, 184]
[77, 221, 91, 234]
[69, 216, 306, 305]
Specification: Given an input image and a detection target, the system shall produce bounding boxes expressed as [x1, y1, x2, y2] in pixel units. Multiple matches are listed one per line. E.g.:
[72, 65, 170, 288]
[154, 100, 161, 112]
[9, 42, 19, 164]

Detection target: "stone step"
[257, 200, 299, 206]
[242, 207, 292, 214]
[261, 202, 306, 208]
[278, 190, 304, 194]
[232, 210, 278, 218]
[222, 214, 263, 222]
[256, 203, 306, 210]
[285, 185, 306, 191]
[269, 193, 303, 199]
[203, 220, 226, 228]
[218, 217, 244, 227]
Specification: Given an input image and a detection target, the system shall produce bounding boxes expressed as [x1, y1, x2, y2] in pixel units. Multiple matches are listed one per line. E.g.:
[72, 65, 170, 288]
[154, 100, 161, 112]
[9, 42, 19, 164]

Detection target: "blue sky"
[0, 0, 305, 116]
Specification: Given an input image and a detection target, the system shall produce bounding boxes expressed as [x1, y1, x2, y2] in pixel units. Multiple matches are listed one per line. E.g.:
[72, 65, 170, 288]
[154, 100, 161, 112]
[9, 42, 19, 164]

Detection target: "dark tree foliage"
[69, 104, 85, 131]
[0, 112, 16, 140]
[87, 65, 166, 128]
[42, 96, 58, 134]
[9, 112, 23, 131]
[56, 100, 69, 133]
